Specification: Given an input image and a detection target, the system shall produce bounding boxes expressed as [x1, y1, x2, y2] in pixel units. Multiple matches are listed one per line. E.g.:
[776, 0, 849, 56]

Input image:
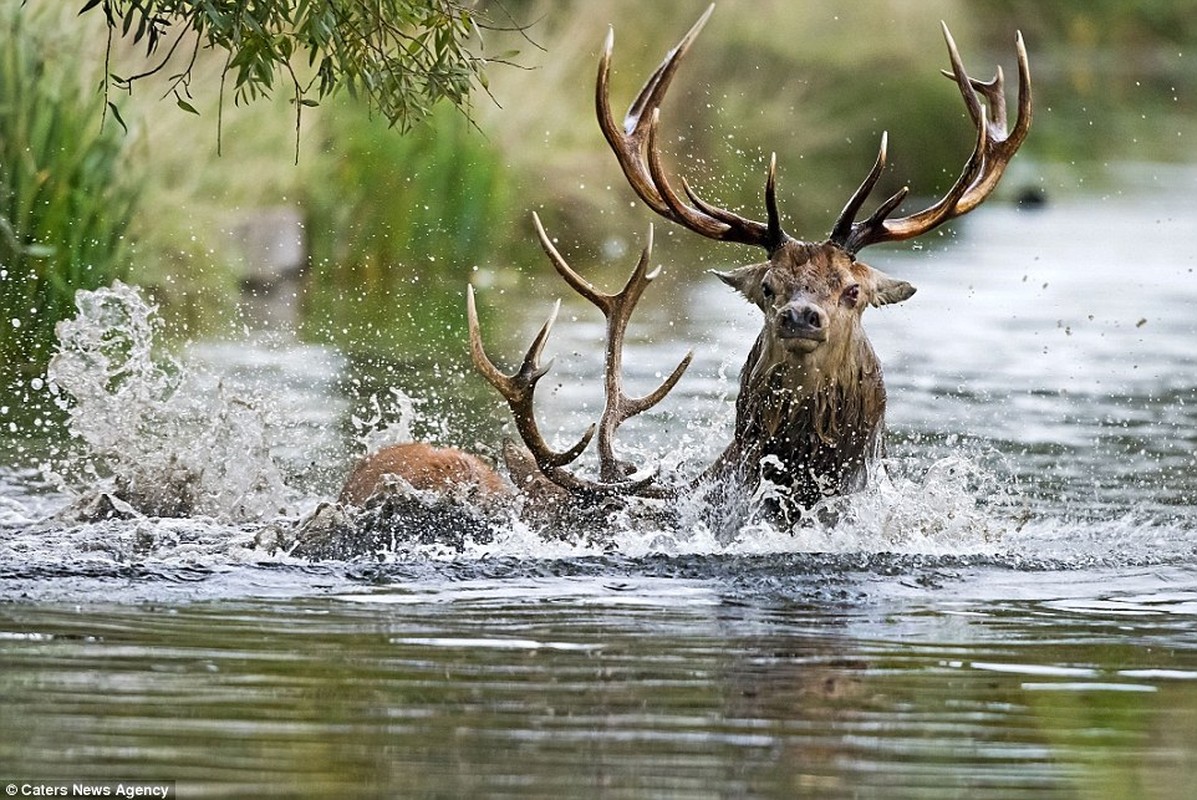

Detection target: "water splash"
[592, 453, 1017, 560]
[350, 386, 418, 453]
[28, 282, 1187, 573]
[46, 282, 297, 521]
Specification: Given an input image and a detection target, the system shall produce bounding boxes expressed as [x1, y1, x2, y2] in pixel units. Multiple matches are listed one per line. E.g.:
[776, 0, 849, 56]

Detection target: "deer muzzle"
[777, 300, 829, 344]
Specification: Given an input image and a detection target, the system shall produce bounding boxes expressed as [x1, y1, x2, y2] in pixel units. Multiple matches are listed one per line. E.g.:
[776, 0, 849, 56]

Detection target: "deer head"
[711, 238, 914, 370]
[595, 4, 1032, 512]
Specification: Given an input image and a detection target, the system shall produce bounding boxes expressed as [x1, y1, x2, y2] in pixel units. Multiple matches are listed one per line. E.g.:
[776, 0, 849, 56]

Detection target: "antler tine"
[949, 29, 1032, 215]
[830, 133, 894, 246]
[944, 65, 1006, 130]
[622, 4, 713, 138]
[836, 24, 1032, 254]
[466, 286, 594, 474]
[597, 4, 781, 250]
[764, 152, 782, 242]
[941, 23, 988, 132]
[534, 217, 693, 484]
[532, 212, 610, 313]
[597, 225, 695, 482]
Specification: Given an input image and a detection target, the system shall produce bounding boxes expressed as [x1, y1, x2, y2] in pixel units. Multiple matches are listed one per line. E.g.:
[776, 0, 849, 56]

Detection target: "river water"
[2, 176, 1197, 798]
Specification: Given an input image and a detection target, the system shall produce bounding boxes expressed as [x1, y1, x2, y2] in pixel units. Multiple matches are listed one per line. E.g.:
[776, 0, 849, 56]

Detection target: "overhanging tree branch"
[80, 0, 529, 152]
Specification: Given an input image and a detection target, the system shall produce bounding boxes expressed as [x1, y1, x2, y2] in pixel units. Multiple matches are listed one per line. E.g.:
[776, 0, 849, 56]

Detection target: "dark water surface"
[2, 558, 1196, 798]
[3, 179, 1197, 797]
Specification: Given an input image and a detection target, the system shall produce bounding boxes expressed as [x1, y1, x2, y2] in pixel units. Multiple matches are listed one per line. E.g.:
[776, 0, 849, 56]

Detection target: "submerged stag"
[338, 6, 1032, 535]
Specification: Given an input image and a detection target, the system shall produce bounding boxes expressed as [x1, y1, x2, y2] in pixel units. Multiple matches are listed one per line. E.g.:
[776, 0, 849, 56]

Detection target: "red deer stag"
[338, 6, 1031, 529]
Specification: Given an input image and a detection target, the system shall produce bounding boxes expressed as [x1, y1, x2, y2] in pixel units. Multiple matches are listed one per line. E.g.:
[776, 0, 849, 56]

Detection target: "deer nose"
[777, 301, 828, 341]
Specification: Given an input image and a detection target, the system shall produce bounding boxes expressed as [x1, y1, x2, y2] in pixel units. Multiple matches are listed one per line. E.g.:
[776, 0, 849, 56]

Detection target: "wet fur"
[708, 240, 911, 516]
[339, 442, 511, 508]
[711, 328, 888, 513]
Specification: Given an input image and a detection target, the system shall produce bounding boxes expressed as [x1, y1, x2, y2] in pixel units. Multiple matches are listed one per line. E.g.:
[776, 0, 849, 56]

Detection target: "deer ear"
[871, 272, 916, 307]
[711, 265, 766, 301]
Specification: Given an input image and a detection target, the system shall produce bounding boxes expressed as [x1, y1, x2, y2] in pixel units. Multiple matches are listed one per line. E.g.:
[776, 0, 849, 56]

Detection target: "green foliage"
[0, 9, 139, 388]
[82, 0, 500, 139]
[301, 100, 507, 361]
[974, 0, 1197, 167]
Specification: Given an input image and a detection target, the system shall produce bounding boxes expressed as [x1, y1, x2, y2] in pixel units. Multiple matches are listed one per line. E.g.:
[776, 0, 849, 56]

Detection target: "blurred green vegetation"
[298, 98, 515, 449]
[301, 101, 508, 361]
[976, 1, 1197, 169]
[4, 0, 1197, 387]
[0, 7, 139, 391]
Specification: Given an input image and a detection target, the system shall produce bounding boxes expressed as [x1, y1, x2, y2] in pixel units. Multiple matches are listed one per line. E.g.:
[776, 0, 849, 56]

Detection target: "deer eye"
[760, 280, 775, 301]
[841, 283, 861, 307]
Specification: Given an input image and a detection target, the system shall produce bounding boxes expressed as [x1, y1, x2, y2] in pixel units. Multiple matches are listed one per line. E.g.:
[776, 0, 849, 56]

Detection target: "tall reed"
[0, 9, 140, 389]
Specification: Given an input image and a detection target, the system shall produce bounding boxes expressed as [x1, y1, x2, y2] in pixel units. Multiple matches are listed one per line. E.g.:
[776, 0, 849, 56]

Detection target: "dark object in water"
[286, 482, 498, 560]
[1016, 185, 1048, 209]
[54, 491, 141, 524]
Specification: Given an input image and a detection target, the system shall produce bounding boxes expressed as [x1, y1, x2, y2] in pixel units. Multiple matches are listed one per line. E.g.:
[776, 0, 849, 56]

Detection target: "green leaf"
[176, 97, 200, 115]
[107, 101, 128, 133]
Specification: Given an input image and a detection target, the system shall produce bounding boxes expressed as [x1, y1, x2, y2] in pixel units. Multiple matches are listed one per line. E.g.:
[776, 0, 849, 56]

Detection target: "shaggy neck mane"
[720, 330, 887, 512]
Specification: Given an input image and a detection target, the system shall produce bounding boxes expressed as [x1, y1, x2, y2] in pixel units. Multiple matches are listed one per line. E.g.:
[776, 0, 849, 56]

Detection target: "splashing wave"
[0, 281, 1189, 589]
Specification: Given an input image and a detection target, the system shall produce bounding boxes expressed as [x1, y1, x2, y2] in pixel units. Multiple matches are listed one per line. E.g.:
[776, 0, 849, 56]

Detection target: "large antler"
[467, 214, 692, 498]
[829, 23, 1032, 254]
[600, 7, 1031, 258]
[597, 3, 786, 252]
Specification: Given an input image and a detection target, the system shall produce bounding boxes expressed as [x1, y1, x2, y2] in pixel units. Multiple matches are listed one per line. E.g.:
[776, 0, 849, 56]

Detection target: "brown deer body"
[338, 442, 511, 508]
[336, 6, 1031, 530]
[706, 239, 913, 514]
